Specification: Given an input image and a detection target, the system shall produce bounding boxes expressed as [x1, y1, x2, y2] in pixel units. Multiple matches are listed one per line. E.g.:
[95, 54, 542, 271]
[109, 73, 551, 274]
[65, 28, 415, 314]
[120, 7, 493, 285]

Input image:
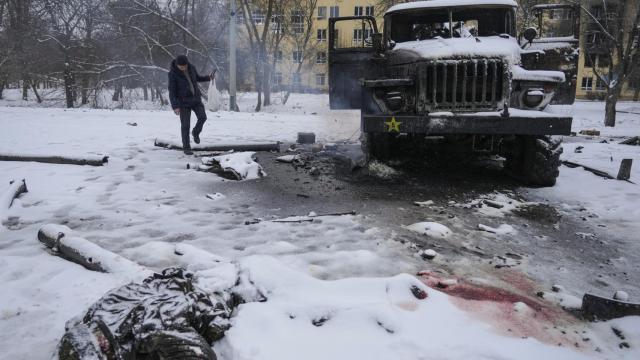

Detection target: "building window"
[581, 77, 593, 91]
[354, 6, 363, 16]
[317, 6, 327, 20]
[316, 73, 326, 87]
[271, 15, 283, 33]
[365, 6, 375, 16]
[316, 51, 327, 64]
[584, 54, 594, 68]
[292, 73, 302, 86]
[291, 10, 304, 34]
[330, 6, 340, 18]
[292, 51, 303, 63]
[595, 78, 607, 91]
[273, 72, 282, 86]
[590, 6, 603, 20]
[252, 10, 265, 24]
[353, 28, 373, 44]
[317, 29, 327, 42]
[275, 50, 283, 63]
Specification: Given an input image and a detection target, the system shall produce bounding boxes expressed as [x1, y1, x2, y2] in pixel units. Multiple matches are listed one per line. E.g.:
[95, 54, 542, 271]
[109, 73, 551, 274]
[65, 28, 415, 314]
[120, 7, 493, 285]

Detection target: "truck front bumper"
[362, 110, 572, 136]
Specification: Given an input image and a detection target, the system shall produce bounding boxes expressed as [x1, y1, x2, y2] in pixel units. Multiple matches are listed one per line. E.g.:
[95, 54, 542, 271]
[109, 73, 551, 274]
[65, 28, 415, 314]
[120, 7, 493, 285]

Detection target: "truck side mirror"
[372, 33, 384, 53]
[523, 27, 538, 43]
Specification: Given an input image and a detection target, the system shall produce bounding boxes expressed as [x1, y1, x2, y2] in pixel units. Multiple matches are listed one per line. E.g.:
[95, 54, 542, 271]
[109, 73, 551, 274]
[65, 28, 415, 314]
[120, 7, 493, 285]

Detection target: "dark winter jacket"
[168, 60, 210, 109]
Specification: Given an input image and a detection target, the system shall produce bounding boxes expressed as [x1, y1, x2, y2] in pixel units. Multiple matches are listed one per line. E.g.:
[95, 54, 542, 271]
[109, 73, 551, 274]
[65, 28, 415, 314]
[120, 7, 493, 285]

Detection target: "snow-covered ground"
[1, 91, 639, 359]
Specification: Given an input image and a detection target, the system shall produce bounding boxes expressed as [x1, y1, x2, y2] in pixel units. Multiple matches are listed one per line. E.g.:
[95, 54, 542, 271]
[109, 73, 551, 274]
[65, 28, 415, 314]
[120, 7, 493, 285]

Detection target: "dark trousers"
[179, 102, 207, 149]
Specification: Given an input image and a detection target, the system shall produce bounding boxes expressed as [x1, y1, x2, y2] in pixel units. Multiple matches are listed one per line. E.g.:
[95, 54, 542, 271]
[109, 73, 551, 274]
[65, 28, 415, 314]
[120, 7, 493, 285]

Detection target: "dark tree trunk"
[156, 87, 167, 105]
[143, 84, 149, 101]
[604, 86, 622, 127]
[30, 80, 42, 103]
[22, 80, 28, 100]
[0, 78, 5, 99]
[81, 76, 89, 105]
[112, 83, 123, 102]
[634, 86, 640, 102]
[64, 60, 74, 108]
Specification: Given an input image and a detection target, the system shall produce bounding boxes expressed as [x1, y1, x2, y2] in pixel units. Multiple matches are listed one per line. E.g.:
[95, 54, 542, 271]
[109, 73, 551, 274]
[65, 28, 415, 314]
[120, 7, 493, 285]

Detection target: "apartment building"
[576, 0, 640, 100]
[239, 1, 381, 93]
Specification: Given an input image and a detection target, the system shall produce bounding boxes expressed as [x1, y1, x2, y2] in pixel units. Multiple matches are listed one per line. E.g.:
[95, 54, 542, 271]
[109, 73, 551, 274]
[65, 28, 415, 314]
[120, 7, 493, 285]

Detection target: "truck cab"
[328, 0, 580, 186]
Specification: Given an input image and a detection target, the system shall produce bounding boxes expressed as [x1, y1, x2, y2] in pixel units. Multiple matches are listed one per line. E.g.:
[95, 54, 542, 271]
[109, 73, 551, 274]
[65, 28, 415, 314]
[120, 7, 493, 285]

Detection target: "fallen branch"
[245, 211, 356, 225]
[562, 160, 635, 184]
[38, 224, 150, 279]
[0, 153, 108, 166]
[619, 136, 640, 146]
[1, 179, 28, 213]
[154, 138, 280, 152]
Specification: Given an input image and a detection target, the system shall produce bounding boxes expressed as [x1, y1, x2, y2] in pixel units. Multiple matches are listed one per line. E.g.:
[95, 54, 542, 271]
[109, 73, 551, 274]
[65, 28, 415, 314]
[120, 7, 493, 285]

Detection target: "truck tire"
[505, 135, 562, 187]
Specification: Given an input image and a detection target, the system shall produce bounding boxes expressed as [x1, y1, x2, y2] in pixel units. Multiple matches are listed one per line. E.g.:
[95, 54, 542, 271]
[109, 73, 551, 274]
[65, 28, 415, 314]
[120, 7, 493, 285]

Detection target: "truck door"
[520, 4, 580, 104]
[329, 16, 378, 109]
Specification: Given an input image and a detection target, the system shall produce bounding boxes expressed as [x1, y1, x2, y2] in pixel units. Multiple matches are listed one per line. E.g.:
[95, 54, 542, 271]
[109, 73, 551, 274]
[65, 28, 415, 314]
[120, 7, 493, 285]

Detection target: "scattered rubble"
[405, 222, 452, 238]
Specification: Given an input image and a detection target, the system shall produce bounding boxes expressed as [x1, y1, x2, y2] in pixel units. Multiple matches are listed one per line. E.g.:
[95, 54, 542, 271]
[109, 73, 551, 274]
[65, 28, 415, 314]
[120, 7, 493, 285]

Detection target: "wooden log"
[245, 211, 356, 225]
[619, 136, 640, 146]
[154, 138, 281, 152]
[582, 293, 640, 321]
[563, 160, 635, 184]
[0, 153, 108, 166]
[617, 159, 633, 181]
[38, 224, 150, 278]
[1, 179, 28, 212]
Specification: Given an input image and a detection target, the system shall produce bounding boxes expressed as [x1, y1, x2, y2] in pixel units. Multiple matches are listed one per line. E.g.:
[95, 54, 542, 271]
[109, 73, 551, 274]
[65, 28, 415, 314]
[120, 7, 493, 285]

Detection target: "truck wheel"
[505, 135, 562, 187]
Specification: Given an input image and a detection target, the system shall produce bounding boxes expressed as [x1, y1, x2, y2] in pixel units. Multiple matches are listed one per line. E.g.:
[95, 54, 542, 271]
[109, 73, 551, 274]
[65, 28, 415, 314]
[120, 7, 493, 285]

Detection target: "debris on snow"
[405, 222, 452, 238]
[582, 293, 640, 321]
[0, 152, 108, 166]
[418, 249, 438, 260]
[613, 291, 630, 302]
[1, 179, 27, 223]
[579, 129, 601, 136]
[154, 138, 281, 152]
[368, 160, 399, 179]
[199, 152, 266, 180]
[478, 223, 516, 235]
[206, 193, 226, 201]
[38, 224, 151, 280]
[276, 154, 301, 163]
[413, 200, 434, 207]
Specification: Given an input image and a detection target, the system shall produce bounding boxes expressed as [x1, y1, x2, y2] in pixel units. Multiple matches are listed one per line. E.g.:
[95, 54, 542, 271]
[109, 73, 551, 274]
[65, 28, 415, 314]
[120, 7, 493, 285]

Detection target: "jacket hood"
[388, 36, 521, 65]
[170, 59, 192, 74]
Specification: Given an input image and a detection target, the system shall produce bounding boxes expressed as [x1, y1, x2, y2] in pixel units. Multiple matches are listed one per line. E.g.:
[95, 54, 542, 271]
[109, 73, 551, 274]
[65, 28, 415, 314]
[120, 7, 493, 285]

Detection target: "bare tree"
[572, 0, 639, 127]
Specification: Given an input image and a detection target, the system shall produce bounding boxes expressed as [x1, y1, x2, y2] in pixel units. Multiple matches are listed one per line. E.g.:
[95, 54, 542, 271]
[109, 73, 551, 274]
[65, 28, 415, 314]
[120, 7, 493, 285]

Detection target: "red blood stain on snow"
[417, 270, 585, 349]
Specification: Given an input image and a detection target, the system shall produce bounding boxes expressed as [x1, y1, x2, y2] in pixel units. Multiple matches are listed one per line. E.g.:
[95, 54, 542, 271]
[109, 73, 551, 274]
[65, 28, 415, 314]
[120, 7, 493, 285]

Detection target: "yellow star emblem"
[385, 117, 402, 132]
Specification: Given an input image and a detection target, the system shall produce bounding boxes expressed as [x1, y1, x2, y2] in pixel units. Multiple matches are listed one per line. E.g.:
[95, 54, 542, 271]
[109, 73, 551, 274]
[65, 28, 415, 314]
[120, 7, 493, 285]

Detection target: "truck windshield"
[388, 7, 515, 43]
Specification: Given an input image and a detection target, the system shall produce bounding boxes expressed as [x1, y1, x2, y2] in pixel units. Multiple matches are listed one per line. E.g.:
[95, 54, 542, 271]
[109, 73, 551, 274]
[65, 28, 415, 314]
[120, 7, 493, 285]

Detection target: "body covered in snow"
[328, 0, 580, 186]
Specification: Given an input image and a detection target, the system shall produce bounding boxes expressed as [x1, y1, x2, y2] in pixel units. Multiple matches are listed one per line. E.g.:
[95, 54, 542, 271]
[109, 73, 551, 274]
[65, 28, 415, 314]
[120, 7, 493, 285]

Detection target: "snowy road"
[0, 94, 639, 359]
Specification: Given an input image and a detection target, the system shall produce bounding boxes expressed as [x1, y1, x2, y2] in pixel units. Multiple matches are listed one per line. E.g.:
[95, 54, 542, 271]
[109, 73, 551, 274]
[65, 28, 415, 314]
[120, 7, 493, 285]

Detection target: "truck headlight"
[523, 88, 544, 108]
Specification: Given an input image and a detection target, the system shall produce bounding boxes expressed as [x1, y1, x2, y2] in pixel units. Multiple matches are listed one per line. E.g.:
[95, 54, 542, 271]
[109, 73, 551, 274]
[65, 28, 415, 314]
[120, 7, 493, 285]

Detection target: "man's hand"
[209, 69, 217, 80]
[173, 108, 180, 115]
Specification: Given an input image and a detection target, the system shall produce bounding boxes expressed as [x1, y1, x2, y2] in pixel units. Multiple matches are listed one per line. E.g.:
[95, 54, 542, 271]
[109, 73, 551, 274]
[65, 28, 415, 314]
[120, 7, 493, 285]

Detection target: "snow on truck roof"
[386, 0, 518, 14]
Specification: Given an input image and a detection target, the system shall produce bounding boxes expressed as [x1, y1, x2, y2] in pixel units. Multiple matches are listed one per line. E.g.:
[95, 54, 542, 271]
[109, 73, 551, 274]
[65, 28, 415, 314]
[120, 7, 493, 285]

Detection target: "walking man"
[168, 55, 215, 155]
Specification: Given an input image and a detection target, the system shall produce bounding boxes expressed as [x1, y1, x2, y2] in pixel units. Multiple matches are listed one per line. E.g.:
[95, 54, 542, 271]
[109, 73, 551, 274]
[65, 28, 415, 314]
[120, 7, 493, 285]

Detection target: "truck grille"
[416, 59, 506, 113]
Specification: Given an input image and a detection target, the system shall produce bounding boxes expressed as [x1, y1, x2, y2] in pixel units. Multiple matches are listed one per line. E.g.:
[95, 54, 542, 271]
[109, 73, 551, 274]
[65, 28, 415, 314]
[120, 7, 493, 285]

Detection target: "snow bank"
[217, 256, 594, 360]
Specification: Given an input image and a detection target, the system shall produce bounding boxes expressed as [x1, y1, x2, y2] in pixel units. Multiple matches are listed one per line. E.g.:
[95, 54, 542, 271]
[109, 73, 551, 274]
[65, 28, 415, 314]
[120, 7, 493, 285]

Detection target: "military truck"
[328, 0, 580, 186]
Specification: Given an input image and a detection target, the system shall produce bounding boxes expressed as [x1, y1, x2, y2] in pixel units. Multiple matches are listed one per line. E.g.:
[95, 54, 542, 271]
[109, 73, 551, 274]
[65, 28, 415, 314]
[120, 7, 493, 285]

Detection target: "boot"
[192, 130, 200, 144]
[183, 148, 193, 155]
